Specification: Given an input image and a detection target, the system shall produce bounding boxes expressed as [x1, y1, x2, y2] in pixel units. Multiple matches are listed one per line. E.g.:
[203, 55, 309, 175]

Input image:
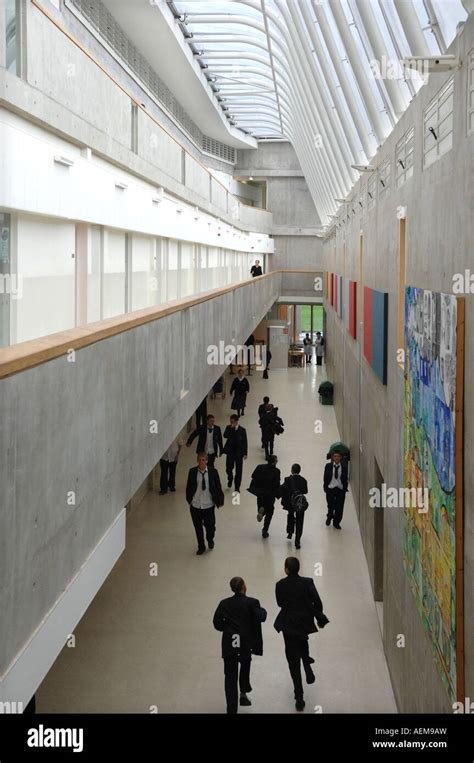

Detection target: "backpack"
[272, 420, 284, 435]
[290, 491, 308, 513]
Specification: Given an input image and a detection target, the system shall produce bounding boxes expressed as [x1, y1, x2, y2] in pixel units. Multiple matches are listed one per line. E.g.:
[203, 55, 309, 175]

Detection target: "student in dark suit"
[213, 577, 267, 714]
[223, 414, 247, 492]
[186, 453, 224, 555]
[260, 403, 284, 462]
[274, 557, 329, 711]
[186, 414, 223, 468]
[250, 260, 263, 277]
[323, 450, 348, 529]
[262, 348, 272, 379]
[281, 464, 309, 549]
[244, 334, 255, 376]
[257, 396, 270, 448]
[230, 368, 250, 416]
[249, 455, 281, 538]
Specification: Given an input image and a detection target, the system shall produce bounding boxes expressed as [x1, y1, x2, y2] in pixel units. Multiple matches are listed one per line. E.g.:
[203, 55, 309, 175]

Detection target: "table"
[288, 350, 305, 368]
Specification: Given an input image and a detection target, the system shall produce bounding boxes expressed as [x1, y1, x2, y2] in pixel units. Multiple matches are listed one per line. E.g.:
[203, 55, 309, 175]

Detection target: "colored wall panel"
[344, 278, 350, 330]
[338, 275, 343, 319]
[371, 290, 388, 384]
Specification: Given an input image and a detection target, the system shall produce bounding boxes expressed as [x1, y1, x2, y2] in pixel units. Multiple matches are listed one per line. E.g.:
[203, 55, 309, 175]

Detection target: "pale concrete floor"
[38, 361, 397, 714]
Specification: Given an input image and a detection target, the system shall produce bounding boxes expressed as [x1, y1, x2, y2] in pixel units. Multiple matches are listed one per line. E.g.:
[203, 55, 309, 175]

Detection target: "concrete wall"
[323, 14, 474, 712]
[267, 176, 319, 228]
[235, 142, 323, 270]
[236, 141, 303, 174]
[273, 236, 323, 271]
[0, 272, 282, 701]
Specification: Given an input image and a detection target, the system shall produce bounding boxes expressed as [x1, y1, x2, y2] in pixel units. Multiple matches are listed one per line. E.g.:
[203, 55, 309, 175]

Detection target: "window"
[379, 158, 391, 193]
[367, 174, 377, 211]
[103, 230, 126, 318]
[423, 77, 454, 169]
[5, 0, 20, 76]
[87, 226, 102, 322]
[468, 49, 474, 136]
[396, 126, 414, 187]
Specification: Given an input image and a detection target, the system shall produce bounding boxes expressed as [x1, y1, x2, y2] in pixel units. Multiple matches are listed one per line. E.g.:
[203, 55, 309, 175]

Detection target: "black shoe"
[257, 511, 264, 522]
[295, 699, 305, 711]
[287, 533, 292, 539]
[159, 490, 167, 495]
[169, 487, 176, 492]
[208, 540, 214, 549]
[196, 547, 206, 555]
[262, 531, 269, 538]
[239, 695, 252, 706]
[295, 541, 301, 549]
[305, 669, 315, 684]
[227, 479, 233, 488]
[325, 517, 331, 526]
[333, 523, 342, 529]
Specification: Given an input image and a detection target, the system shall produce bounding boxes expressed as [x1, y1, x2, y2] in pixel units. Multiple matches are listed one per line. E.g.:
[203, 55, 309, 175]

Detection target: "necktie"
[202, 473, 206, 490]
[335, 465, 339, 479]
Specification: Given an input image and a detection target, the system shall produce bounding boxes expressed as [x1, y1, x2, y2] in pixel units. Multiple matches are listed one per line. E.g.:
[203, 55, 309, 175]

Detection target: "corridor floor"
[37, 362, 397, 714]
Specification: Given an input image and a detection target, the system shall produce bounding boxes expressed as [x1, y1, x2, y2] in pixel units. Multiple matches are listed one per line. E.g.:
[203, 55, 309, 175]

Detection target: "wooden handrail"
[0, 270, 321, 379]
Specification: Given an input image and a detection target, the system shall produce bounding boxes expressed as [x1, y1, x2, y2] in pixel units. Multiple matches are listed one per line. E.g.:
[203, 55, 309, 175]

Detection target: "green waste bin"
[318, 380, 333, 405]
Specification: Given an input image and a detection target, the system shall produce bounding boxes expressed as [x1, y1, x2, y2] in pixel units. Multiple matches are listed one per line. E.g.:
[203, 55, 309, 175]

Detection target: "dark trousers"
[207, 453, 216, 469]
[223, 653, 252, 714]
[286, 509, 305, 543]
[190, 505, 215, 549]
[326, 488, 346, 525]
[258, 496, 275, 533]
[226, 454, 244, 491]
[316, 355, 323, 366]
[159, 459, 177, 492]
[196, 402, 207, 428]
[263, 433, 274, 460]
[283, 634, 312, 701]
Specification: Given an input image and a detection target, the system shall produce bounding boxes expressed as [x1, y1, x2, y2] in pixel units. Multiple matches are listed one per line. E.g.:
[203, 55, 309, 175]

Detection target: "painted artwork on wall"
[344, 279, 357, 339]
[404, 286, 464, 702]
[363, 286, 388, 384]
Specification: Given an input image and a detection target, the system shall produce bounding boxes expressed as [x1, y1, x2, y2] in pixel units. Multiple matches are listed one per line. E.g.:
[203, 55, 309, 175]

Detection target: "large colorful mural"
[404, 286, 463, 702]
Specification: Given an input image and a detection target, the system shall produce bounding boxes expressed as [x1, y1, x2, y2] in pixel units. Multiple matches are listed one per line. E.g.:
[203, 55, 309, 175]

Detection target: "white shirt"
[164, 436, 182, 462]
[328, 463, 343, 490]
[206, 427, 215, 455]
[192, 468, 214, 510]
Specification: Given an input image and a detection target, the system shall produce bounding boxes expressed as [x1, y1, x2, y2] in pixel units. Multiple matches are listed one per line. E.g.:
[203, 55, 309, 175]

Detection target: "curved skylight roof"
[174, 0, 468, 224]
